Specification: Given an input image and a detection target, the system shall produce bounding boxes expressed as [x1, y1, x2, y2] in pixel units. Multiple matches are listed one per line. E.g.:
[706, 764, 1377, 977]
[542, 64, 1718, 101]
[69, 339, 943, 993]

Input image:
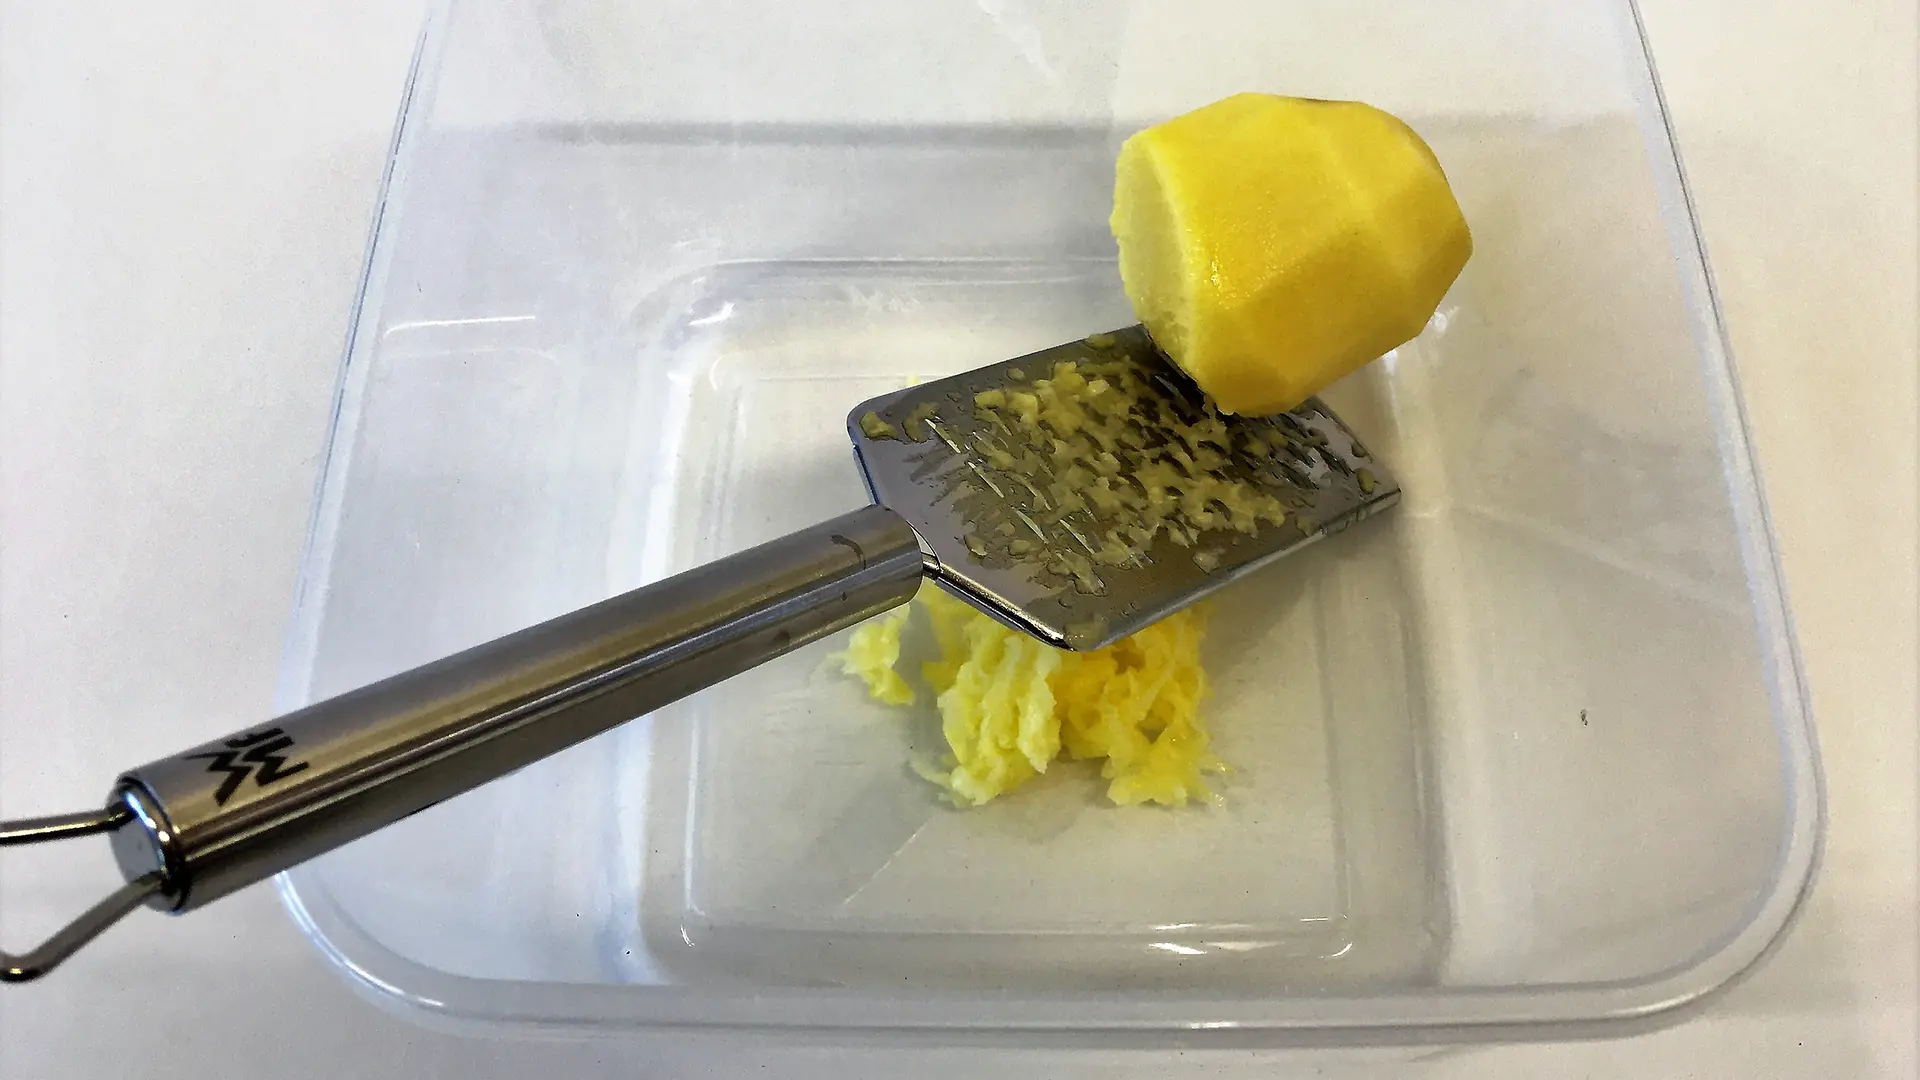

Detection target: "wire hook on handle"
[1, 806, 159, 982]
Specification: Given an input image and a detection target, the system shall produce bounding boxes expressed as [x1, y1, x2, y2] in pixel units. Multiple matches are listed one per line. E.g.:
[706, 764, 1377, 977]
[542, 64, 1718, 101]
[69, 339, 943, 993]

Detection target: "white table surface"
[1, 2, 1913, 1076]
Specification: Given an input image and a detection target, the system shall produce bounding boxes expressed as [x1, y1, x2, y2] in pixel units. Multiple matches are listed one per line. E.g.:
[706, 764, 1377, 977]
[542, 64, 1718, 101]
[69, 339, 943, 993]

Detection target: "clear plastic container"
[274, 0, 1821, 1043]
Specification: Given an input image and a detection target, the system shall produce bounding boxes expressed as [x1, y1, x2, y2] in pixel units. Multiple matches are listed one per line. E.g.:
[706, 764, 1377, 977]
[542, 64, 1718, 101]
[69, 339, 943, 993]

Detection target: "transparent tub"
[274, 0, 1821, 1044]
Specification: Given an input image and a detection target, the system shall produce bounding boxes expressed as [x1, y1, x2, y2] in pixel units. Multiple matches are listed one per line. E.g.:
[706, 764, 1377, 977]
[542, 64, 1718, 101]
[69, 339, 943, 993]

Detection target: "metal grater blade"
[847, 325, 1400, 650]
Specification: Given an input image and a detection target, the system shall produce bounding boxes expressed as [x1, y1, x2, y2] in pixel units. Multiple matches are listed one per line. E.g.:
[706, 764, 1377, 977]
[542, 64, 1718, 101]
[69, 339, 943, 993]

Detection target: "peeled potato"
[1111, 93, 1472, 415]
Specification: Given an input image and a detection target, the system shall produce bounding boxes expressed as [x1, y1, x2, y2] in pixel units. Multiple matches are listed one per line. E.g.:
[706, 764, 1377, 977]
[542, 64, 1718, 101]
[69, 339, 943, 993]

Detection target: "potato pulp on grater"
[839, 346, 1246, 807]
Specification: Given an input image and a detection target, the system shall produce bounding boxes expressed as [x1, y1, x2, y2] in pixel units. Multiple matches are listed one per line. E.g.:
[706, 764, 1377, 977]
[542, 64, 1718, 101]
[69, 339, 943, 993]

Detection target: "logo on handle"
[182, 727, 310, 806]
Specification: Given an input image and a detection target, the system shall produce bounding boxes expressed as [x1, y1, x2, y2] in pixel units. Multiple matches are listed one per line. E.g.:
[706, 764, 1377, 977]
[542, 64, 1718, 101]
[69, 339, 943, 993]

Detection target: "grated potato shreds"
[832, 607, 916, 706]
[837, 587, 1224, 808]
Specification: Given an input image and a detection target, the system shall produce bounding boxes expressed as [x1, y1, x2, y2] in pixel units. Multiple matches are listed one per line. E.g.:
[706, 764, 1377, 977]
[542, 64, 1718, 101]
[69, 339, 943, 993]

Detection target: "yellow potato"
[1112, 92, 1472, 415]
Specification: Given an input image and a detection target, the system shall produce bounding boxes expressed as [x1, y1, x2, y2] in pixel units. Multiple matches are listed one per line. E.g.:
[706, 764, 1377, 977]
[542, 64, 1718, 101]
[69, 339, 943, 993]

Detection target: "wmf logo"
[182, 727, 311, 806]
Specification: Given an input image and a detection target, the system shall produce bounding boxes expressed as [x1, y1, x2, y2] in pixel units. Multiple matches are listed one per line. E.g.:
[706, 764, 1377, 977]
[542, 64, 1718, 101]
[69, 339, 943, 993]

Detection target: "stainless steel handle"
[3, 504, 925, 980]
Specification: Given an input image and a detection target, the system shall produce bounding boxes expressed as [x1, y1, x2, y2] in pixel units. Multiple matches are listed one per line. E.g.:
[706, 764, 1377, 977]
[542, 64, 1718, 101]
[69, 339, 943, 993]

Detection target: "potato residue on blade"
[952, 353, 1298, 582]
[834, 587, 1223, 808]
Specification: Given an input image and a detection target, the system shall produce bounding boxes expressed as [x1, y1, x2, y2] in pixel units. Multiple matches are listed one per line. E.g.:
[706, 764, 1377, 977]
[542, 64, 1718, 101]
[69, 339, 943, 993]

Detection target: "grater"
[0, 325, 1397, 981]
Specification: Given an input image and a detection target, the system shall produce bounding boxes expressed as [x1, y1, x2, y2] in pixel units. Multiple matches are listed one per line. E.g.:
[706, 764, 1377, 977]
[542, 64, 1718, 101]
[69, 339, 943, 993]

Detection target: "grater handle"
[2, 504, 925, 980]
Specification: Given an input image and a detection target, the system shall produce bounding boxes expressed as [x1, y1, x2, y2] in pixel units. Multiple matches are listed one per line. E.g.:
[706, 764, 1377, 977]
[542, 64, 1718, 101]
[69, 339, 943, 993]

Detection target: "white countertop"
[1, 2, 1913, 1076]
